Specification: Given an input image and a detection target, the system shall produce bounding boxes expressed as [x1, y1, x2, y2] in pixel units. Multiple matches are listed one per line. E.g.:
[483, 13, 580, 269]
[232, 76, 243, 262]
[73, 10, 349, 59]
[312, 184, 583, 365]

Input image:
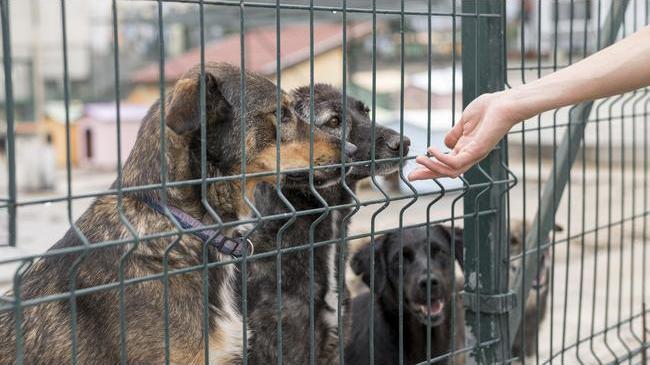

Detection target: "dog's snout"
[386, 135, 411, 156]
[418, 275, 441, 291]
[344, 142, 358, 158]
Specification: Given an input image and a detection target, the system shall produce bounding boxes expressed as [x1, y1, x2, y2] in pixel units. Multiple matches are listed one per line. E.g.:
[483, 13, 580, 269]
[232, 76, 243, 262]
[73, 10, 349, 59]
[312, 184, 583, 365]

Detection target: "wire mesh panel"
[505, 0, 650, 364]
[0, 1, 647, 365]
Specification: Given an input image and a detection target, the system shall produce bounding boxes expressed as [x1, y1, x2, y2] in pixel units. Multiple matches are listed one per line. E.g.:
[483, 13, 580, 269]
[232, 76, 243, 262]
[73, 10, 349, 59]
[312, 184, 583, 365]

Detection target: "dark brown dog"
[244, 84, 409, 365]
[0, 62, 348, 364]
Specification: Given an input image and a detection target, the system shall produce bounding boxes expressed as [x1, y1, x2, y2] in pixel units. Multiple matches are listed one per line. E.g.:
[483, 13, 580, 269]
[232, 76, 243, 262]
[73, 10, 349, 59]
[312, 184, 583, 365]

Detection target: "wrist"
[509, 77, 576, 118]
[491, 89, 536, 127]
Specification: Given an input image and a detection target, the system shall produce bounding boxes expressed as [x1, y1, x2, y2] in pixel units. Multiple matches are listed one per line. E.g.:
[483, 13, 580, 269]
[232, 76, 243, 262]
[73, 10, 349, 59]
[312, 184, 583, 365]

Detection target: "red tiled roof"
[132, 22, 372, 84]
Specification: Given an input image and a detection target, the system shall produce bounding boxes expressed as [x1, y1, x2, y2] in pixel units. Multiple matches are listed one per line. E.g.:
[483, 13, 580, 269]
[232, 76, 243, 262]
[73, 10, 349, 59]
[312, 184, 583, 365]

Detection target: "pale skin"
[408, 25, 650, 181]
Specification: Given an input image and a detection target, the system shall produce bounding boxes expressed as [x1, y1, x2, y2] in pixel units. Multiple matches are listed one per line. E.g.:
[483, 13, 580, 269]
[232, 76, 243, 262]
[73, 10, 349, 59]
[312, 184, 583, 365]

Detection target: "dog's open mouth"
[413, 299, 445, 326]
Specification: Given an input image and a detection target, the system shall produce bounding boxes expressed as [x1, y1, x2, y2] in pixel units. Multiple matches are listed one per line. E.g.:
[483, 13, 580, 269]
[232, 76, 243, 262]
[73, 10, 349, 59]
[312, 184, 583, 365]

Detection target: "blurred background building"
[0, 0, 647, 192]
[0, 0, 462, 192]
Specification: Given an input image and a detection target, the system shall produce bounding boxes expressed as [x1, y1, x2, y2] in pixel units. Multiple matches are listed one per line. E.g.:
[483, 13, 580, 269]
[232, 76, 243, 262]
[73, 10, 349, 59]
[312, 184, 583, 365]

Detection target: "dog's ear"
[350, 236, 387, 296]
[433, 225, 464, 270]
[289, 86, 310, 119]
[165, 72, 226, 135]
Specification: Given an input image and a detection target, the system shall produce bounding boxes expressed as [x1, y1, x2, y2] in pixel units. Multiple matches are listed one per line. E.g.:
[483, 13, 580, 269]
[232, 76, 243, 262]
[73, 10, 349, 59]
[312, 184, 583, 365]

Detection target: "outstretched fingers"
[426, 146, 475, 174]
[411, 155, 461, 180]
[407, 166, 442, 181]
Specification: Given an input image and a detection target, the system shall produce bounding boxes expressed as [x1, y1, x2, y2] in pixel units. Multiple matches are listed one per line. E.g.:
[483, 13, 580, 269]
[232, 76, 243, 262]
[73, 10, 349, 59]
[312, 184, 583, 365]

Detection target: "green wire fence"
[0, 0, 648, 364]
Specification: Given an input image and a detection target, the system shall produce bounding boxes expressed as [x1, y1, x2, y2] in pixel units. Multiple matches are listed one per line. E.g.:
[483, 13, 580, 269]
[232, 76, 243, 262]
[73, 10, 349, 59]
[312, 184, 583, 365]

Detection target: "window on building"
[555, 0, 592, 22]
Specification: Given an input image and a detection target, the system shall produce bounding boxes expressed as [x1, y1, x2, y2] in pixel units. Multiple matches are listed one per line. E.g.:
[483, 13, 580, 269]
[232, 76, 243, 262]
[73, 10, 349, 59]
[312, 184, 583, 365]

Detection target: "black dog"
[346, 225, 465, 365]
[244, 84, 409, 364]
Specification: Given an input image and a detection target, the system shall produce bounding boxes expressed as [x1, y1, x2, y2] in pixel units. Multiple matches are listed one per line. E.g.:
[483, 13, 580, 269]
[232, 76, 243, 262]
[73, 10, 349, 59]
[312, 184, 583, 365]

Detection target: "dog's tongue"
[421, 300, 444, 316]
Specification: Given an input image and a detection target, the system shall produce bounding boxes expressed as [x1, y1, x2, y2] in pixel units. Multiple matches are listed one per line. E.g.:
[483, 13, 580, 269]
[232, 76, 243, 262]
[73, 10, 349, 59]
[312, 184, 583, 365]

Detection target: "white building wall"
[509, 0, 647, 56]
[6, 0, 105, 80]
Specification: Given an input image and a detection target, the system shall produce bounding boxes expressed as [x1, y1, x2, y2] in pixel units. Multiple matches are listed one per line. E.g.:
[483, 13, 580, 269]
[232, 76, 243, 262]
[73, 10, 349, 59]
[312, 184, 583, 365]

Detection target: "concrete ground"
[0, 158, 647, 363]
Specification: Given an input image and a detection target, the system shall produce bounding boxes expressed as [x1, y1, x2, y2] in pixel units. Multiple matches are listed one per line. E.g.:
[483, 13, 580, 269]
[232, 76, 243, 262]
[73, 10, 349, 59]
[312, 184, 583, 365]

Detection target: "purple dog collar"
[139, 195, 253, 258]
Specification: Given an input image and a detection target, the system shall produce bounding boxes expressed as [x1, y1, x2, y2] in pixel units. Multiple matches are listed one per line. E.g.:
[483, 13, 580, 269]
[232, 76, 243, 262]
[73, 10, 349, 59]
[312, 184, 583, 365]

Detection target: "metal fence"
[504, 0, 650, 364]
[0, 0, 648, 364]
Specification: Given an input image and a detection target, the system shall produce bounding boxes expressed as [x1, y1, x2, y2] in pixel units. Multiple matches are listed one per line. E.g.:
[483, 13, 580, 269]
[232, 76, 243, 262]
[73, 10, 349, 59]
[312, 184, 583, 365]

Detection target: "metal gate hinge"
[461, 290, 517, 314]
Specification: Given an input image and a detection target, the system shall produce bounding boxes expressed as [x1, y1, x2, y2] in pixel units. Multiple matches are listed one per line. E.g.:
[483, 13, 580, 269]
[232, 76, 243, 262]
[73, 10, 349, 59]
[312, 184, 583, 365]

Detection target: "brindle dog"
[0, 63, 348, 364]
[244, 84, 410, 364]
[509, 220, 562, 360]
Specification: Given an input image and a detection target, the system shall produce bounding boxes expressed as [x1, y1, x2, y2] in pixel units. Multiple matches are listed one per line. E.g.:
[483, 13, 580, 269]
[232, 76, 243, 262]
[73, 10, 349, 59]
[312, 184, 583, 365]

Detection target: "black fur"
[245, 84, 409, 364]
[346, 225, 464, 365]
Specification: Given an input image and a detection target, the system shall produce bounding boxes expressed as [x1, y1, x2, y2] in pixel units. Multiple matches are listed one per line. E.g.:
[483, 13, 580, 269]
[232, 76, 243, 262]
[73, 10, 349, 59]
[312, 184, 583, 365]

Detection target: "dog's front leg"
[247, 298, 314, 365]
[191, 263, 248, 365]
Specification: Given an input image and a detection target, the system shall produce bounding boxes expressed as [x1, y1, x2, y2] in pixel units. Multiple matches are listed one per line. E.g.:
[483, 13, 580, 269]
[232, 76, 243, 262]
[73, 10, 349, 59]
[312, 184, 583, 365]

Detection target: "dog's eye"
[402, 248, 414, 262]
[281, 107, 292, 124]
[429, 248, 443, 257]
[327, 117, 341, 128]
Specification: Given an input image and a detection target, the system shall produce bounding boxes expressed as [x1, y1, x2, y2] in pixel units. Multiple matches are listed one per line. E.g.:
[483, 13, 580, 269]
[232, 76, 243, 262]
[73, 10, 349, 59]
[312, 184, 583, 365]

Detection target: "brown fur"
[509, 220, 562, 360]
[0, 62, 346, 364]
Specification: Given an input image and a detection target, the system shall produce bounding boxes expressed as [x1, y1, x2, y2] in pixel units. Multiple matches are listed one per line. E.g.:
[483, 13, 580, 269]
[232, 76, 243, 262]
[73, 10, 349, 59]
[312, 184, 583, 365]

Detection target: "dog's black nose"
[344, 142, 358, 158]
[386, 135, 411, 156]
[418, 275, 441, 291]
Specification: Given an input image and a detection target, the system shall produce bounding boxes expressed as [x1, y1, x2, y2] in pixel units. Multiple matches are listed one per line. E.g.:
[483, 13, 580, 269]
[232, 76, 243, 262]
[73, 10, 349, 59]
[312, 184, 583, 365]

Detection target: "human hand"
[408, 25, 650, 182]
[408, 91, 524, 181]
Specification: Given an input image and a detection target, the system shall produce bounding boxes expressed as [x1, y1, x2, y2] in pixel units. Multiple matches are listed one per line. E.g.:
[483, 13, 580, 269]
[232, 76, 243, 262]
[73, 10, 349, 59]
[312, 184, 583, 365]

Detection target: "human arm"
[408, 25, 650, 181]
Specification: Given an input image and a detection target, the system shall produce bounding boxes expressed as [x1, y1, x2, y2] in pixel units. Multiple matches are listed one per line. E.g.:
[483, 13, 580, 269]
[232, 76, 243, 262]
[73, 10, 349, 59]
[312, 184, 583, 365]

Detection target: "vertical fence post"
[462, 1, 511, 364]
[1, 0, 16, 247]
